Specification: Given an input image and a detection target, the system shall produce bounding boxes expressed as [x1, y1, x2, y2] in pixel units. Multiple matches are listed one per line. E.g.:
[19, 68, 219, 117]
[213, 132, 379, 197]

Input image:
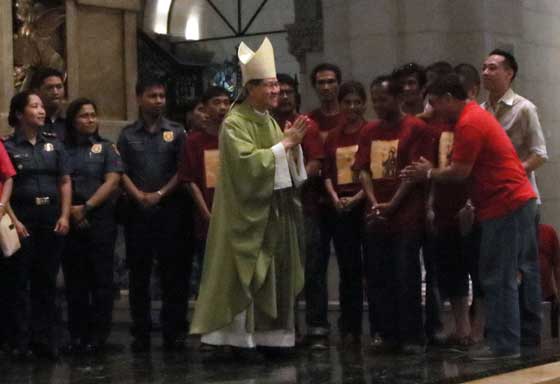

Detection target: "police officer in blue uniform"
[4, 90, 71, 360]
[30, 68, 67, 141]
[61, 98, 123, 354]
[117, 76, 191, 352]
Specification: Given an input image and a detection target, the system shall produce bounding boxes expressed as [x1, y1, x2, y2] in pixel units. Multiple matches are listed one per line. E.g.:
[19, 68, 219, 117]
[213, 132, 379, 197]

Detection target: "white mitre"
[238, 37, 277, 85]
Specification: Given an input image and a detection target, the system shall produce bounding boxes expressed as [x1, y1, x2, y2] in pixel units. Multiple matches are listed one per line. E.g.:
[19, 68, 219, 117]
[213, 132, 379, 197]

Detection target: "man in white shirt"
[481, 49, 548, 217]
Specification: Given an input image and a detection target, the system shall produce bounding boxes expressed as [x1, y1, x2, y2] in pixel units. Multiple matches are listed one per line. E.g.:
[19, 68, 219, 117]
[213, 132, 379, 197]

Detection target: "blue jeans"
[479, 199, 541, 354]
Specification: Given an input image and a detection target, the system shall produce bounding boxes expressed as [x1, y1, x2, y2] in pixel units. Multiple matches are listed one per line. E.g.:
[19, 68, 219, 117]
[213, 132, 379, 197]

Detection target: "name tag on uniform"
[43, 143, 54, 152]
[370, 139, 399, 180]
[438, 132, 454, 168]
[204, 149, 220, 188]
[336, 145, 358, 185]
[91, 144, 103, 154]
[163, 131, 174, 142]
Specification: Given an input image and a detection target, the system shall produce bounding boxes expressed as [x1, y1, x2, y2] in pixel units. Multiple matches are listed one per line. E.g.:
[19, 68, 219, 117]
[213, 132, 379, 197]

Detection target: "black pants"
[365, 231, 424, 344]
[3, 203, 64, 350]
[62, 206, 117, 344]
[304, 207, 333, 335]
[423, 233, 444, 338]
[124, 196, 191, 341]
[330, 203, 364, 336]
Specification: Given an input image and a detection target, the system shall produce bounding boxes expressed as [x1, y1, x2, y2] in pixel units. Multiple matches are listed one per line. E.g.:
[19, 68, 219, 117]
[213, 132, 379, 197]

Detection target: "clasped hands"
[281, 115, 310, 150]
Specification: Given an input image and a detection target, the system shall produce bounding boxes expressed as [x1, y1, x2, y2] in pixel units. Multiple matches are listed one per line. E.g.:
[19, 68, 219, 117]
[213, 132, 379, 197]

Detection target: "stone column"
[66, 0, 140, 141]
[0, 2, 14, 134]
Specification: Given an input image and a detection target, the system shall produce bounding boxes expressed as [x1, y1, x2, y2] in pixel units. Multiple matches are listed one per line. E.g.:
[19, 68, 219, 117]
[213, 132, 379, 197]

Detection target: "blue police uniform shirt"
[117, 117, 185, 193]
[4, 131, 71, 202]
[66, 135, 123, 204]
[42, 116, 66, 142]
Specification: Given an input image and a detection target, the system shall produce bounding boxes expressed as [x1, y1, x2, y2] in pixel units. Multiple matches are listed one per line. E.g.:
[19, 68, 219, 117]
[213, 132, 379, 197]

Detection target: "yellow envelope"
[204, 149, 220, 188]
[370, 139, 399, 179]
[336, 145, 359, 185]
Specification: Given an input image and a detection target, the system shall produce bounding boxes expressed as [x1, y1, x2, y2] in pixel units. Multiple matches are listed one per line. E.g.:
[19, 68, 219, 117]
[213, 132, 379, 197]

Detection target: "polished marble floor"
[2, 328, 560, 384]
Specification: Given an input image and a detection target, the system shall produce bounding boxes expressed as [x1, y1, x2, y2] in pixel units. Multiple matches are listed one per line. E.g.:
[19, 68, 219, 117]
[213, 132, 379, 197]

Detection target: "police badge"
[91, 144, 103, 154]
[163, 131, 174, 142]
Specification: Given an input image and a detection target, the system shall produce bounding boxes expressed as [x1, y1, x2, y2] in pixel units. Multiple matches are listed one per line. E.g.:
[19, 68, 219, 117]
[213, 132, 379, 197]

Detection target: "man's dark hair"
[201, 86, 230, 104]
[370, 75, 402, 97]
[277, 73, 297, 89]
[185, 97, 202, 113]
[426, 61, 454, 78]
[8, 91, 38, 127]
[65, 97, 100, 145]
[489, 48, 518, 80]
[135, 75, 167, 96]
[338, 81, 366, 102]
[454, 63, 480, 93]
[392, 62, 427, 88]
[29, 67, 64, 90]
[310, 63, 342, 87]
[426, 73, 468, 100]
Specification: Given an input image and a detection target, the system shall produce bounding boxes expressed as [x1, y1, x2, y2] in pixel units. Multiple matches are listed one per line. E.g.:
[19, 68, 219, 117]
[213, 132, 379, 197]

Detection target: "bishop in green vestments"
[190, 37, 310, 348]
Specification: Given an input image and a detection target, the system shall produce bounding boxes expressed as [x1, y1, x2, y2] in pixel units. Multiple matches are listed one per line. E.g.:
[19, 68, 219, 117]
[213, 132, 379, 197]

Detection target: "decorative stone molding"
[286, 19, 323, 64]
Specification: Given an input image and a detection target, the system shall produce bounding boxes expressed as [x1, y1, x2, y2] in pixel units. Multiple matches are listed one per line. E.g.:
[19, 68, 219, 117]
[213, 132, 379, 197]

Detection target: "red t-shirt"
[539, 224, 560, 300]
[353, 115, 435, 233]
[425, 119, 469, 230]
[277, 113, 325, 216]
[323, 122, 365, 197]
[307, 108, 345, 143]
[451, 102, 536, 221]
[178, 130, 219, 240]
[0, 141, 16, 194]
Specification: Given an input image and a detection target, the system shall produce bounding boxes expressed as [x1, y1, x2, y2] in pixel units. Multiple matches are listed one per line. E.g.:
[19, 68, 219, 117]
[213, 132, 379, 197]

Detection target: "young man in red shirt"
[402, 73, 540, 360]
[179, 86, 230, 296]
[392, 63, 427, 115]
[353, 75, 435, 354]
[302, 63, 345, 349]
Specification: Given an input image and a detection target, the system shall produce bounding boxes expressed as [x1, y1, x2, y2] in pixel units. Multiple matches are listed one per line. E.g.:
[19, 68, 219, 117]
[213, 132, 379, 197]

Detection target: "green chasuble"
[190, 102, 305, 335]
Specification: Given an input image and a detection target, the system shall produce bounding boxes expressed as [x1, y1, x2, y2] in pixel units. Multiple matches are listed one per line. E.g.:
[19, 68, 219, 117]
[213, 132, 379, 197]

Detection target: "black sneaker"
[309, 335, 329, 351]
[130, 338, 151, 353]
[401, 343, 426, 355]
[469, 344, 520, 361]
[11, 347, 33, 361]
[163, 337, 186, 352]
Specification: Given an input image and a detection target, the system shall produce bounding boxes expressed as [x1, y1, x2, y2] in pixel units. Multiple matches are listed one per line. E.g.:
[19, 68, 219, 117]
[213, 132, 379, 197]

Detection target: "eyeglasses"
[279, 89, 295, 96]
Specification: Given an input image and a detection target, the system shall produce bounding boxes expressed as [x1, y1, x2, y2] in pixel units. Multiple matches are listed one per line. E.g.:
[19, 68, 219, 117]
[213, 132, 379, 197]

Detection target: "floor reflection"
[2, 330, 560, 384]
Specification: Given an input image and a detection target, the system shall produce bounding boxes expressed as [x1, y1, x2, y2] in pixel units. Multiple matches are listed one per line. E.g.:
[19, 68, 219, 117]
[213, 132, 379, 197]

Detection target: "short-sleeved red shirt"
[539, 224, 560, 300]
[277, 113, 325, 215]
[451, 102, 536, 221]
[425, 119, 469, 230]
[307, 108, 345, 142]
[323, 122, 365, 196]
[178, 130, 219, 240]
[353, 115, 435, 233]
[0, 140, 16, 192]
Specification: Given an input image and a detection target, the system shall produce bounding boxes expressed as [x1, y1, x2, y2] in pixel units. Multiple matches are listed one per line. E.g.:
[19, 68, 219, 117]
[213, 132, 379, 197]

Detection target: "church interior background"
[2, 1, 560, 383]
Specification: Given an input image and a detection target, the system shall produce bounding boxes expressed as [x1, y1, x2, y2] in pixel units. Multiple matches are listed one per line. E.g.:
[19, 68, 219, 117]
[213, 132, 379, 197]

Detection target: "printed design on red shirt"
[370, 139, 399, 179]
[438, 132, 454, 168]
[203, 149, 220, 188]
[335, 145, 359, 185]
